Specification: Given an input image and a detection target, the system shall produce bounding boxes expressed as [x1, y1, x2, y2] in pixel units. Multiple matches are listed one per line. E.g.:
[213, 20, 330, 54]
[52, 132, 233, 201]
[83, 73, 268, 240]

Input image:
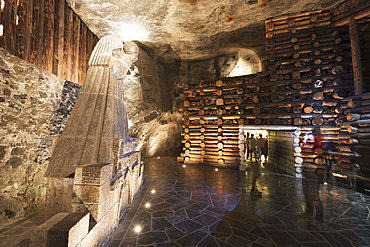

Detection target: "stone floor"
[1, 156, 370, 247]
[0, 211, 44, 246]
[106, 156, 370, 247]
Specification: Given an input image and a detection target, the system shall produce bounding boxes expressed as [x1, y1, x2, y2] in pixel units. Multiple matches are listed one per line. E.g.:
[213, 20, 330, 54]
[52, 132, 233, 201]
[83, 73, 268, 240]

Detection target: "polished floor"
[106, 157, 370, 247]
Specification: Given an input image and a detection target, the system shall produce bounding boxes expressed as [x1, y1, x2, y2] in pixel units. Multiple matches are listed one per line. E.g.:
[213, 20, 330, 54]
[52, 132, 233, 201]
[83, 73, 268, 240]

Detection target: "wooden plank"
[266, 34, 350, 53]
[268, 10, 323, 22]
[268, 15, 331, 32]
[78, 22, 87, 85]
[333, 2, 370, 26]
[53, 0, 65, 78]
[0, 0, 96, 84]
[43, 0, 55, 72]
[349, 18, 364, 95]
[3, 0, 17, 54]
[266, 21, 331, 36]
[0, 1, 4, 47]
[266, 12, 330, 27]
[23, 0, 33, 61]
[63, 3, 73, 81]
[71, 12, 80, 83]
[30, 0, 39, 64]
[36, 0, 45, 68]
[15, 0, 25, 58]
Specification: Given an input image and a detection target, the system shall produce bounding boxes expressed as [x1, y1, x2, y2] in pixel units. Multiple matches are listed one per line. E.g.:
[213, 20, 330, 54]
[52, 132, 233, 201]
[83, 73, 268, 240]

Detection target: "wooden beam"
[43, 0, 55, 72]
[30, 0, 39, 64]
[333, 3, 370, 27]
[349, 18, 364, 95]
[15, 0, 24, 58]
[36, 0, 45, 68]
[63, 3, 73, 81]
[71, 12, 80, 83]
[3, 0, 17, 54]
[53, 0, 65, 78]
[0, 1, 3, 47]
[23, 0, 33, 62]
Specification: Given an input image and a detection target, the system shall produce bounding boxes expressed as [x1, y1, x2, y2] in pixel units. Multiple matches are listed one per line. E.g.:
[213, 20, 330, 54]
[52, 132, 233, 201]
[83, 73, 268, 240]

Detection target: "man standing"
[257, 134, 266, 161]
[245, 132, 250, 160]
[249, 134, 257, 161]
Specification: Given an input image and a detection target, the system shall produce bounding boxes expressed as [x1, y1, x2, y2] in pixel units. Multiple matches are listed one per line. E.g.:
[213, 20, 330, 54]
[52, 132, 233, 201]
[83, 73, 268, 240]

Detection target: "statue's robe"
[46, 57, 129, 178]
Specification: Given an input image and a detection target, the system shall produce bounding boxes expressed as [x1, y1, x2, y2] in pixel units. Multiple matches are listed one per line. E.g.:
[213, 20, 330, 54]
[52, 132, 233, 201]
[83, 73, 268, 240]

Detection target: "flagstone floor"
[106, 156, 370, 247]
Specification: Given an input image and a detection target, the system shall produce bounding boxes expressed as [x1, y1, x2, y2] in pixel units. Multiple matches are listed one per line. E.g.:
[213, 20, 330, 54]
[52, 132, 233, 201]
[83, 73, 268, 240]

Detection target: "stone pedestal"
[44, 178, 74, 220]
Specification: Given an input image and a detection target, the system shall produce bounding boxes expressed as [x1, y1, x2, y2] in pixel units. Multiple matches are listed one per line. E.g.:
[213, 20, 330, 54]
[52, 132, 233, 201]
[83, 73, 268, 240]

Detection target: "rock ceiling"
[67, 0, 343, 60]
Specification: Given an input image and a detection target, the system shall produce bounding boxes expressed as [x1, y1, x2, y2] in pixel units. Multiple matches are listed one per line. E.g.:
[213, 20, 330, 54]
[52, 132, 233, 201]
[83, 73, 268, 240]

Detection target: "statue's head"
[88, 35, 124, 66]
[124, 41, 139, 62]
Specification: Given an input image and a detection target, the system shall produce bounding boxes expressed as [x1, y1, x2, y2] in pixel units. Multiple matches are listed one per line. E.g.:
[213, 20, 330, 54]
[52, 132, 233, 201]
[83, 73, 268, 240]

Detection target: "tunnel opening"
[227, 48, 262, 77]
[239, 125, 302, 177]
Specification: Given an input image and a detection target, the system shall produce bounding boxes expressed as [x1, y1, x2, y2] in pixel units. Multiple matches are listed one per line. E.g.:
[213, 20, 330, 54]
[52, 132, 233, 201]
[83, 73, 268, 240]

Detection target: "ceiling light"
[134, 226, 142, 233]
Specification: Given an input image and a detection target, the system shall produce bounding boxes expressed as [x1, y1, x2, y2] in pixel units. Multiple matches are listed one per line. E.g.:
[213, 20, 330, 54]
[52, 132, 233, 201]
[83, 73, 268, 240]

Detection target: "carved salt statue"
[46, 36, 138, 177]
[44, 36, 139, 219]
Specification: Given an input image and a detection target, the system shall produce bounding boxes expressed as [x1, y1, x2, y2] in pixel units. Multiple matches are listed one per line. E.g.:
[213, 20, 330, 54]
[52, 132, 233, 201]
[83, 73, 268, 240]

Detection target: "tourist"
[248, 134, 257, 161]
[256, 134, 266, 160]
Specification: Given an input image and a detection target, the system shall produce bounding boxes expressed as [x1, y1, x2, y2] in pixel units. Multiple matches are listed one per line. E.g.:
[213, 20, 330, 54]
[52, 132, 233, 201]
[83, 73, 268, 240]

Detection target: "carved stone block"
[74, 163, 113, 185]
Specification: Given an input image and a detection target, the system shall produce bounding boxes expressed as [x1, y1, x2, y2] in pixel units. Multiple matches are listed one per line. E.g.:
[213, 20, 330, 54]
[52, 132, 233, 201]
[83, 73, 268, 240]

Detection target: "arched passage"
[227, 48, 262, 77]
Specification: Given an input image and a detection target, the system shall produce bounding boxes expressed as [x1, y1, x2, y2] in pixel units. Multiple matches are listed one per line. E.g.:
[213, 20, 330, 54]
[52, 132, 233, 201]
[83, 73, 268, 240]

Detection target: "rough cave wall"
[123, 43, 183, 158]
[0, 48, 65, 223]
[0, 41, 183, 223]
[0, 39, 257, 222]
[179, 47, 265, 86]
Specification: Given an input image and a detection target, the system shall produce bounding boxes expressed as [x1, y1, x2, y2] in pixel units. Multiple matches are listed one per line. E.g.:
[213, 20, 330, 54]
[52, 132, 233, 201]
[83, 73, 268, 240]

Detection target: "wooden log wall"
[359, 22, 370, 92]
[179, 9, 356, 169]
[265, 10, 356, 170]
[336, 92, 370, 176]
[0, 0, 98, 85]
[331, 0, 369, 26]
[268, 130, 299, 176]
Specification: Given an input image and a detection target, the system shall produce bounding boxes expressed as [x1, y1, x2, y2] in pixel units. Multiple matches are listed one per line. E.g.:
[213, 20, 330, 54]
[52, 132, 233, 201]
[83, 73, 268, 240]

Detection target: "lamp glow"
[332, 173, 348, 178]
[151, 189, 156, 194]
[145, 203, 151, 208]
[113, 20, 150, 41]
[134, 226, 142, 233]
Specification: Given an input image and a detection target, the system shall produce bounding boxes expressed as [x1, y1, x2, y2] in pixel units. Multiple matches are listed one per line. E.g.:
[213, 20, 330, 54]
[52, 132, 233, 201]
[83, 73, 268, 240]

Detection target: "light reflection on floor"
[107, 156, 370, 247]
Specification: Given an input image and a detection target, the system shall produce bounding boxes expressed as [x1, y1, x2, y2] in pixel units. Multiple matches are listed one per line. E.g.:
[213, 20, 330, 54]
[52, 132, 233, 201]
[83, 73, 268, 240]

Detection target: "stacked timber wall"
[180, 10, 356, 171]
[268, 130, 300, 176]
[335, 92, 370, 193]
[0, 0, 98, 85]
[359, 18, 370, 92]
[265, 10, 354, 174]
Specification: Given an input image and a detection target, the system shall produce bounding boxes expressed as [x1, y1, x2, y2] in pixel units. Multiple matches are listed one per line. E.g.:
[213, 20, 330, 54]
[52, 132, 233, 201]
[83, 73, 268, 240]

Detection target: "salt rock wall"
[0, 41, 188, 222]
[126, 43, 183, 157]
[0, 48, 67, 223]
[179, 47, 264, 86]
[124, 43, 265, 158]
